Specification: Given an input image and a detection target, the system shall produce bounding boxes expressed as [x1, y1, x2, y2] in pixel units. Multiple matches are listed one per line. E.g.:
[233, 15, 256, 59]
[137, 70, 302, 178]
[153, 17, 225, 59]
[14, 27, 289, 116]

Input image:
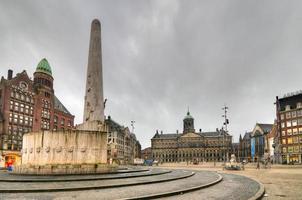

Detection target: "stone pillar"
[83, 19, 104, 123]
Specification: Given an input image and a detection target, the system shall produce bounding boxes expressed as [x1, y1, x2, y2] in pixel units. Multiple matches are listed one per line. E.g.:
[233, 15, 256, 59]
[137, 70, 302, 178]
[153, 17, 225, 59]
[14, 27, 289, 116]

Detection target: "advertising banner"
[251, 138, 255, 159]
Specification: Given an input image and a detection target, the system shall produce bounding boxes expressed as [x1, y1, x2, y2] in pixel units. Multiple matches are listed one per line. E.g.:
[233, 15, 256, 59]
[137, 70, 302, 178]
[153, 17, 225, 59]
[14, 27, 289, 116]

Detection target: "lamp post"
[131, 120, 135, 133]
[222, 105, 229, 163]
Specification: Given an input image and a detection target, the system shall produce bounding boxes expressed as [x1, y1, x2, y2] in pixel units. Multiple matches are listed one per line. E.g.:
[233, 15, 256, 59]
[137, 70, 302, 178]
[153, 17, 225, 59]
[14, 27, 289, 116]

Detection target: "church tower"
[183, 110, 195, 133]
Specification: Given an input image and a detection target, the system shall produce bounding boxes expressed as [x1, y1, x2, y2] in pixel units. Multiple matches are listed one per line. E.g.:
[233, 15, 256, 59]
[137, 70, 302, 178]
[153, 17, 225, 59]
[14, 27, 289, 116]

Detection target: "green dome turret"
[36, 58, 52, 76]
[183, 109, 195, 133]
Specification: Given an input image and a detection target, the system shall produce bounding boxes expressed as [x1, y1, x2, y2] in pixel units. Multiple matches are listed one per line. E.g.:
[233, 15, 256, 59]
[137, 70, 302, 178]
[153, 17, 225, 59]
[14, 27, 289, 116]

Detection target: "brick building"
[276, 92, 302, 164]
[0, 58, 74, 167]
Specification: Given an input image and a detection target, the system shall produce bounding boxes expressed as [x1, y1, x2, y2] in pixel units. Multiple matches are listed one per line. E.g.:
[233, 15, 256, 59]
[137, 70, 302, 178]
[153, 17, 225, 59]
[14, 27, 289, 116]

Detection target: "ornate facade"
[106, 116, 141, 165]
[151, 111, 232, 163]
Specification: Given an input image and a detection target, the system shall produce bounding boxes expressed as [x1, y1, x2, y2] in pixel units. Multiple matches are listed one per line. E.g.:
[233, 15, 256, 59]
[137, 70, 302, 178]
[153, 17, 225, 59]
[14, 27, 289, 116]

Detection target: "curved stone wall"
[21, 130, 107, 166]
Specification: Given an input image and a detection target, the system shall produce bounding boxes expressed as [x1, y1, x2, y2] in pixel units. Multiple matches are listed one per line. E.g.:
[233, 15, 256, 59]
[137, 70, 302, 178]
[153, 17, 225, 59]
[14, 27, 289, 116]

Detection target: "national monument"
[15, 19, 111, 174]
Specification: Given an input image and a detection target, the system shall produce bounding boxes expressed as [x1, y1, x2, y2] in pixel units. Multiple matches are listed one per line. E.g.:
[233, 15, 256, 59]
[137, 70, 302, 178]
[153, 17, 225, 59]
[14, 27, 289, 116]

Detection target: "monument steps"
[0, 169, 195, 193]
[1, 169, 169, 182]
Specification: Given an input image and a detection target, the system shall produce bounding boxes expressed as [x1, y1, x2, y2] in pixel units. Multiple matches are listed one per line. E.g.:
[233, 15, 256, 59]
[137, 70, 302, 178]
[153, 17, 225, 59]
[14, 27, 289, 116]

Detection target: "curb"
[121, 173, 223, 200]
[0, 171, 194, 193]
[247, 177, 265, 200]
[0, 170, 171, 182]
[8, 168, 149, 176]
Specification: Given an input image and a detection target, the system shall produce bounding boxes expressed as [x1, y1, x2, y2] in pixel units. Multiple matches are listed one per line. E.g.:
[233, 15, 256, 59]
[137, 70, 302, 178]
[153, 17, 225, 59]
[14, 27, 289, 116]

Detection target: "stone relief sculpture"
[55, 146, 62, 153]
[45, 146, 50, 153]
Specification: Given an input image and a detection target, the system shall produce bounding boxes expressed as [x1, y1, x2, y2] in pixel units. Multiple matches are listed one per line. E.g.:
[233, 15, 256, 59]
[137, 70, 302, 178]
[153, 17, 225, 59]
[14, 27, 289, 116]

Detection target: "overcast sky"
[1, 0, 302, 148]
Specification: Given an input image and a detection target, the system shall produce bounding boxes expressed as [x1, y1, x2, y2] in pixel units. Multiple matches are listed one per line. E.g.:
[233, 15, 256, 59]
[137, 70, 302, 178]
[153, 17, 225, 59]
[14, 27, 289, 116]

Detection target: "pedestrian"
[256, 161, 260, 169]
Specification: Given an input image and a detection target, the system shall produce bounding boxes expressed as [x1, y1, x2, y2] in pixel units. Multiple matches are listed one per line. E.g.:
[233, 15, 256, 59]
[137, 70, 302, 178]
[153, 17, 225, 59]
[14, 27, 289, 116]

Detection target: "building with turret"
[151, 111, 232, 163]
[0, 59, 74, 167]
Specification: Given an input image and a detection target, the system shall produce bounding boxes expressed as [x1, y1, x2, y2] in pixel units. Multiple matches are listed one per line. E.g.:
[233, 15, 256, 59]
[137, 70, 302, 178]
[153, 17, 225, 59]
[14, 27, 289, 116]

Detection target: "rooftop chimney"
[7, 69, 13, 80]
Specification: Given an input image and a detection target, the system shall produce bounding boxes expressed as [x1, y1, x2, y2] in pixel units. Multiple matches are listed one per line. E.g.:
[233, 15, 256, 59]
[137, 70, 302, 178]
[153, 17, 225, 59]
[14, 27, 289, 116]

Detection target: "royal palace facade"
[151, 111, 232, 163]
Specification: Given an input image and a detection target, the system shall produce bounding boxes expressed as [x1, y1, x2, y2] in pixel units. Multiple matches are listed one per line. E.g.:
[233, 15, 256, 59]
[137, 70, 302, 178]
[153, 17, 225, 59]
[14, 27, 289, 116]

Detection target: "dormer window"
[297, 102, 302, 109]
[285, 105, 291, 111]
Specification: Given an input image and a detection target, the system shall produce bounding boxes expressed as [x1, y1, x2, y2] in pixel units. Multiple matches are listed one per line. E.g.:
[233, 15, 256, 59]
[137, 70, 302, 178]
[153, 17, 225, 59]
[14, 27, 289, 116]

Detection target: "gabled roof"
[257, 123, 273, 133]
[54, 95, 72, 115]
[105, 117, 124, 132]
[243, 132, 252, 140]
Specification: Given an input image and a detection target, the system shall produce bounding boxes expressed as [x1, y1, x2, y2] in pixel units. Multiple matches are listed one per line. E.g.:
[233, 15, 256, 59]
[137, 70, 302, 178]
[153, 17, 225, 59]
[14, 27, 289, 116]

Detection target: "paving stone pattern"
[163, 173, 260, 200]
[0, 169, 261, 200]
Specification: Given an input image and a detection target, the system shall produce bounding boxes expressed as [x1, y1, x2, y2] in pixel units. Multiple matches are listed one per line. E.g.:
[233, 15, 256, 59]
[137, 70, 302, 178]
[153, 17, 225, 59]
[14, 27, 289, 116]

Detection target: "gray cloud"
[1, 0, 302, 148]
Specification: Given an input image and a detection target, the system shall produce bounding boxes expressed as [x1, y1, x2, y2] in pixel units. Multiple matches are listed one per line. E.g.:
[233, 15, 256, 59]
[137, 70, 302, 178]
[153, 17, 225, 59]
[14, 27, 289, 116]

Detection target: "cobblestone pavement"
[158, 163, 302, 200]
[163, 173, 260, 200]
[0, 170, 221, 200]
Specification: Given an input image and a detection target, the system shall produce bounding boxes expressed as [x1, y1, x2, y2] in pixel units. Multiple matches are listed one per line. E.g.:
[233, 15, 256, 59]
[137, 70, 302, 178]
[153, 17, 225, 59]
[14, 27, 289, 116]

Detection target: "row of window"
[41, 120, 50, 130]
[2, 143, 22, 151]
[3, 135, 22, 143]
[8, 125, 32, 135]
[34, 77, 52, 88]
[153, 152, 226, 158]
[282, 128, 302, 136]
[10, 100, 34, 115]
[11, 91, 34, 103]
[9, 113, 33, 126]
[53, 116, 71, 126]
[282, 136, 302, 144]
[283, 103, 302, 111]
[282, 146, 302, 153]
[42, 109, 51, 119]
[42, 99, 50, 109]
[281, 118, 302, 128]
[281, 109, 302, 120]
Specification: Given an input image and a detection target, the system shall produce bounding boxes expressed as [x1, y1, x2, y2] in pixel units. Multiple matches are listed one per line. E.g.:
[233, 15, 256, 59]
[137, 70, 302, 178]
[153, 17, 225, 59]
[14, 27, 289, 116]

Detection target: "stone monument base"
[17, 129, 111, 175]
[13, 163, 117, 175]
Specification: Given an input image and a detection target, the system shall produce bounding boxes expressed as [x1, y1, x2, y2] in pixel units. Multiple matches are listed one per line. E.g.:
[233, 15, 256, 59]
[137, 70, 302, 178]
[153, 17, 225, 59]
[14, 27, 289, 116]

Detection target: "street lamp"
[131, 120, 135, 133]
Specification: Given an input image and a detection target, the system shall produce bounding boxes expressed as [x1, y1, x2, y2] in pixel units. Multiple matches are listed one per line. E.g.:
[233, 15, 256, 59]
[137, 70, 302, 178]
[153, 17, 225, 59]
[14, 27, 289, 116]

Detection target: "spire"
[83, 19, 104, 123]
